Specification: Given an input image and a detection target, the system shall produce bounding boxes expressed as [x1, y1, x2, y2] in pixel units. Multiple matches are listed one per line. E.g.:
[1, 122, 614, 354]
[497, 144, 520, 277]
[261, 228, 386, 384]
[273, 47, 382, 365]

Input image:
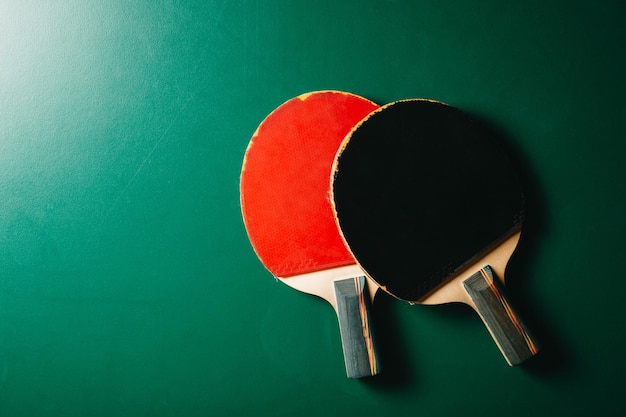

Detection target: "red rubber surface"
[240, 91, 378, 277]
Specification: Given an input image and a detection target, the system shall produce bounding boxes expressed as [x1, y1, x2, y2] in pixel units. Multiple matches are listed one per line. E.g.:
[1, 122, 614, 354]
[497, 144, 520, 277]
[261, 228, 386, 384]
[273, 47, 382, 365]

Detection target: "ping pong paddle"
[331, 99, 539, 366]
[240, 91, 381, 378]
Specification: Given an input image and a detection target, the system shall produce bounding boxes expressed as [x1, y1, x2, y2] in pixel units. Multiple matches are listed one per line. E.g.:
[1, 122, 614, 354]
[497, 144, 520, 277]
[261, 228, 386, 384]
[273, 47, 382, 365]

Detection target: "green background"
[1, 0, 624, 415]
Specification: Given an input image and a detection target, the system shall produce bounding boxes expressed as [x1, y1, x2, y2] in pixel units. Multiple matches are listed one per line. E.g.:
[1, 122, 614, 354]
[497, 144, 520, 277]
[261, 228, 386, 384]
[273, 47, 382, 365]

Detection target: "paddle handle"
[463, 266, 539, 366]
[334, 276, 380, 378]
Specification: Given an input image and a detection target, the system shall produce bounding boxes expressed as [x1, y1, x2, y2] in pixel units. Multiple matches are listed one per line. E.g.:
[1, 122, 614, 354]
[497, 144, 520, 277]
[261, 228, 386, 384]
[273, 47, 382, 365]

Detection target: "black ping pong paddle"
[331, 99, 539, 366]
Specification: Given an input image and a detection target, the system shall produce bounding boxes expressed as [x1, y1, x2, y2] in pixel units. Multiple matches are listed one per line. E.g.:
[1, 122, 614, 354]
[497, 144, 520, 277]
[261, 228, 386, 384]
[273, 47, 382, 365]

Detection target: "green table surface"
[1, 1, 625, 416]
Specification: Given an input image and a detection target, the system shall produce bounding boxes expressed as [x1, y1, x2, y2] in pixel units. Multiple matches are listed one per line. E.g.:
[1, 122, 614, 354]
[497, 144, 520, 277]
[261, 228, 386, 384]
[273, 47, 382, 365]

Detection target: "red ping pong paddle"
[240, 91, 381, 378]
[331, 99, 539, 366]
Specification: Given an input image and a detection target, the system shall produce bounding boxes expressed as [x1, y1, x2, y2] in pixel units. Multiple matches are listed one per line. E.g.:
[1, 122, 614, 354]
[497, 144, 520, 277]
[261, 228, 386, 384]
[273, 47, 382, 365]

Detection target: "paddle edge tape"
[240, 90, 379, 279]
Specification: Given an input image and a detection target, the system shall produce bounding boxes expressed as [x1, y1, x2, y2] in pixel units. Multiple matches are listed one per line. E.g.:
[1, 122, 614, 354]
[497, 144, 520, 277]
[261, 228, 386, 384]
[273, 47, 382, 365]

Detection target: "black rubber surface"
[332, 100, 524, 301]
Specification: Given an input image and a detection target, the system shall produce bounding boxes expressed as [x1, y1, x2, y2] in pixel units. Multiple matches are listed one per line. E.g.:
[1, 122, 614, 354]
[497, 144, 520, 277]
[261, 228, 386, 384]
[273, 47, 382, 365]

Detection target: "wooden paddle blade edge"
[463, 266, 539, 366]
[334, 276, 381, 378]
